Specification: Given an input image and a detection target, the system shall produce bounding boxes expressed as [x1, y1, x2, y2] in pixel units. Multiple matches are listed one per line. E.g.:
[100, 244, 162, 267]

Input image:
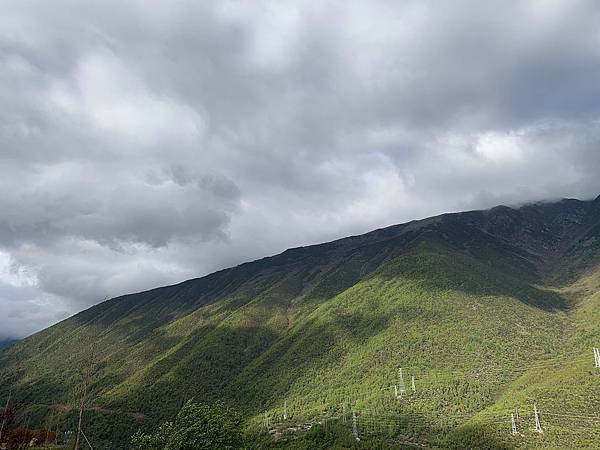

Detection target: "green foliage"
[131, 401, 244, 450]
[131, 421, 173, 450]
[444, 425, 513, 450]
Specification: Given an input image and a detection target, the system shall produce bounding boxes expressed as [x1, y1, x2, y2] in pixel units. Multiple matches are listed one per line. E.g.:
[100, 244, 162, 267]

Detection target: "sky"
[2, 0, 600, 339]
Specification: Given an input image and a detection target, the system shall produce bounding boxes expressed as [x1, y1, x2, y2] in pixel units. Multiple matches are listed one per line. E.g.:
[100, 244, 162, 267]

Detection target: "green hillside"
[1, 197, 600, 449]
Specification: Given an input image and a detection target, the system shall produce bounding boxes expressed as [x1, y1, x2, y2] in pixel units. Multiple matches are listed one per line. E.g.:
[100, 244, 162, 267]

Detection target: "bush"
[132, 400, 245, 450]
[131, 421, 174, 450]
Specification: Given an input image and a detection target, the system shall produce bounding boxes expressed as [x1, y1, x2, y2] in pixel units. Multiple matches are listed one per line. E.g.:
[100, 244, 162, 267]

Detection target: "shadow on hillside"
[379, 415, 514, 449]
[371, 243, 569, 312]
[102, 322, 285, 419]
[440, 422, 515, 450]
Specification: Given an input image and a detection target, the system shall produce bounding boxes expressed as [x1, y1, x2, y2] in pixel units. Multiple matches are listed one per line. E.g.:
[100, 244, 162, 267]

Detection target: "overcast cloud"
[2, 0, 600, 339]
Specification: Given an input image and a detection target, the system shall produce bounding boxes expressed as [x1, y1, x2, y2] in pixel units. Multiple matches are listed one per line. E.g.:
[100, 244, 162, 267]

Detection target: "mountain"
[1, 196, 600, 449]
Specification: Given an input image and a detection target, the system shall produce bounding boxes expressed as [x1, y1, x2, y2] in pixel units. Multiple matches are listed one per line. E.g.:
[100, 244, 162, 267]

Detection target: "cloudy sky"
[2, 0, 600, 339]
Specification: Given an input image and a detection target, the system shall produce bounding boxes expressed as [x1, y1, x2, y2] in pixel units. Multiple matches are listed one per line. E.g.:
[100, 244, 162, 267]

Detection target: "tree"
[131, 421, 173, 450]
[131, 401, 245, 450]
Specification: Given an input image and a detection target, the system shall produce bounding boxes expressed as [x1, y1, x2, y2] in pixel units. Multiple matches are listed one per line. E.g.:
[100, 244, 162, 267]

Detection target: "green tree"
[131, 401, 244, 450]
[131, 421, 173, 450]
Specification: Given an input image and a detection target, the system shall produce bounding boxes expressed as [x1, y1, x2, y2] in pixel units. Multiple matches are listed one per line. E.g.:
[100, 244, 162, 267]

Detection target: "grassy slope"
[471, 268, 600, 449]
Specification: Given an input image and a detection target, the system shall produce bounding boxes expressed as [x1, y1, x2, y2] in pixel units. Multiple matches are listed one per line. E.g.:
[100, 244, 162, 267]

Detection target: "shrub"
[132, 400, 245, 450]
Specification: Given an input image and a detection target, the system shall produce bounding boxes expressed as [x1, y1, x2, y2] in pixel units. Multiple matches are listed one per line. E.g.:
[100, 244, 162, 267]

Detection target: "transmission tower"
[352, 411, 360, 441]
[398, 368, 406, 396]
[534, 405, 543, 433]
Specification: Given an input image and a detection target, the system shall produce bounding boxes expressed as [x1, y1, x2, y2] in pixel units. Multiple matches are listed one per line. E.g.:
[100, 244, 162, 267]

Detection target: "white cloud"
[475, 132, 524, 164]
[49, 49, 205, 146]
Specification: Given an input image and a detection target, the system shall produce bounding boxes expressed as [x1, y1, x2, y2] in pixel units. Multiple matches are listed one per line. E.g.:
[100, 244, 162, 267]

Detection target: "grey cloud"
[1, 0, 600, 338]
[0, 281, 69, 339]
[0, 161, 240, 249]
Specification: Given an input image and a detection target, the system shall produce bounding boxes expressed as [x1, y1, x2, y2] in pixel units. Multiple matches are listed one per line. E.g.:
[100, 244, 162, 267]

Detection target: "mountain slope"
[1, 196, 600, 449]
[473, 264, 600, 449]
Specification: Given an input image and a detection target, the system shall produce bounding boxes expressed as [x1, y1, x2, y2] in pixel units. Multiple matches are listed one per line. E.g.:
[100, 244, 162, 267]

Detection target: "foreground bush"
[131, 400, 244, 450]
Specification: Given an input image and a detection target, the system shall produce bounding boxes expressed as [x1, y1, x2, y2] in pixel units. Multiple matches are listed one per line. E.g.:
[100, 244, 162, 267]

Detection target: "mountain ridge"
[59, 195, 600, 314]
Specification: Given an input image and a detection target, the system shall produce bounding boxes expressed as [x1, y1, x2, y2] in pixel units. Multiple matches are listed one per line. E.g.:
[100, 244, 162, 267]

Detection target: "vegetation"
[131, 401, 244, 450]
[0, 427, 57, 449]
[1, 197, 599, 449]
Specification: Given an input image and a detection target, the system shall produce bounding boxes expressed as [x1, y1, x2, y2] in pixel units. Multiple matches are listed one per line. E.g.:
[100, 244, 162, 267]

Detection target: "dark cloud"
[2, 0, 600, 338]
